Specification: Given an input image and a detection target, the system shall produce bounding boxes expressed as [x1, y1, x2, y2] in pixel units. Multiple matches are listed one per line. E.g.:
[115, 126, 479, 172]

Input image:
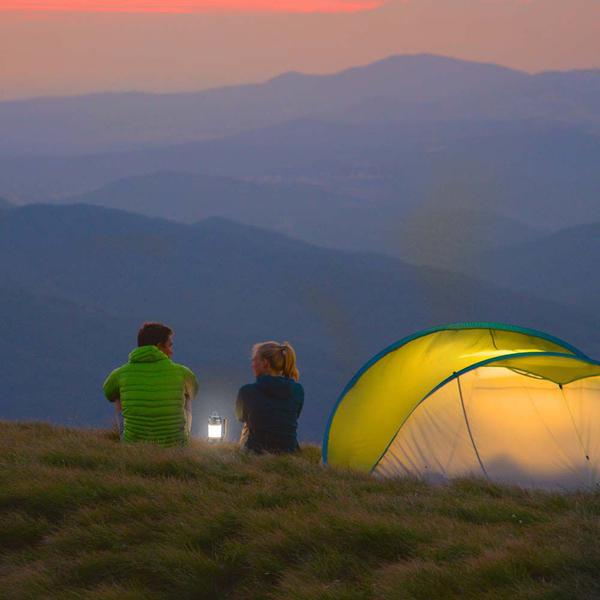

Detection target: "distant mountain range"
[0, 282, 136, 425]
[1, 54, 598, 231]
[469, 223, 600, 314]
[60, 171, 373, 246]
[1, 54, 599, 155]
[0, 55, 597, 439]
[1, 204, 598, 440]
[2, 119, 599, 229]
[57, 170, 543, 265]
[50, 173, 600, 315]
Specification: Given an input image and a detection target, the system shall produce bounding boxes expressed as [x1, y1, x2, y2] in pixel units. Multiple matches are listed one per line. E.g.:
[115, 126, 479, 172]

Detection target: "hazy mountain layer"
[1, 54, 599, 155]
[1, 205, 598, 440]
[2, 54, 598, 235]
[3, 119, 599, 230]
[0, 283, 137, 425]
[59, 170, 543, 264]
[468, 223, 600, 314]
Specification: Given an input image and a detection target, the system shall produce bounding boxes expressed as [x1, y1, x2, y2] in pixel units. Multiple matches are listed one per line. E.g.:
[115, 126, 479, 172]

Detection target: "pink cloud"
[0, 0, 386, 13]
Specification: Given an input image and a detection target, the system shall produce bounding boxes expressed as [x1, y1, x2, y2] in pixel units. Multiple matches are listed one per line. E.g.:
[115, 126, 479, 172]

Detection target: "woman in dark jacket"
[236, 341, 304, 453]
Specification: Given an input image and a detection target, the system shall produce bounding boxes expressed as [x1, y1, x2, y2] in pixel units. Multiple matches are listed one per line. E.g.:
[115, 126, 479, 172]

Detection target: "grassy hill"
[1, 422, 599, 600]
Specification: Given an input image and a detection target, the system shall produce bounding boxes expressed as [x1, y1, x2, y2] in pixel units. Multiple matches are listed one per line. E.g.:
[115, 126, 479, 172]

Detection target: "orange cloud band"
[1, 0, 386, 13]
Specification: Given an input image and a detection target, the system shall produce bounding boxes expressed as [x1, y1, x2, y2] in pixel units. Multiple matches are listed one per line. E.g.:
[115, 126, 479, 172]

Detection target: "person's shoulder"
[238, 382, 257, 397]
[239, 382, 257, 393]
[103, 363, 127, 398]
[107, 363, 128, 377]
[172, 361, 198, 378]
[170, 360, 193, 372]
[292, 381, 304, 398]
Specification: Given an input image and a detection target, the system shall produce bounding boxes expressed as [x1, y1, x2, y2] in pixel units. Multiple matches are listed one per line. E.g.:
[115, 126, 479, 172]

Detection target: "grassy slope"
[1, 423, 599, 600]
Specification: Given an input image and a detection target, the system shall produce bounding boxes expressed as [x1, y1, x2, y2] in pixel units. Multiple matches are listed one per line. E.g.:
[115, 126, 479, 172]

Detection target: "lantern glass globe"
[208, 423, 223, 439]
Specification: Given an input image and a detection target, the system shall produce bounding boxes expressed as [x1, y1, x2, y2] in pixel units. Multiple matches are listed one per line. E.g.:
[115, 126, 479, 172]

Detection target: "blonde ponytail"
[281, 341, 299, 381]
[253, 340, 300, 381]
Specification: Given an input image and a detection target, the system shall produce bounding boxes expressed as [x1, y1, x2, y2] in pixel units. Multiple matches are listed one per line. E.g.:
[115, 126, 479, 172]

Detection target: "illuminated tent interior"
[323, 323, 600, 490]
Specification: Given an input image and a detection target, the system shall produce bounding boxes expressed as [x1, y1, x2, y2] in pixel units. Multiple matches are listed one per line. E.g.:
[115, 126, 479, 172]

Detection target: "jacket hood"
[256, 375, 296, 400]
[128, 345, 169, 364]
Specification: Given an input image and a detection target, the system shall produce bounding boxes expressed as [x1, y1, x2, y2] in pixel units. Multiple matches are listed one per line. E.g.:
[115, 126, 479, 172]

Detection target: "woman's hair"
[253, 341, 300, 381]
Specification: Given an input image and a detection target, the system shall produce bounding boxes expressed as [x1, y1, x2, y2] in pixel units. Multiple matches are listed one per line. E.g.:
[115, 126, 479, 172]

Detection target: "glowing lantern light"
[208, 412, 227, 442]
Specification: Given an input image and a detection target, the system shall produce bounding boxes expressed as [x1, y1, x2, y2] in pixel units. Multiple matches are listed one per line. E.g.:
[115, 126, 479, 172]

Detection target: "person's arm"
[296, 385, 304, 419]
[103, 369, 122, 436]
[113, 399, 123, 437]
[236, 388, 250, 448]
[184, 397, 192, 436]
[235, 388, 246, 422]
[181, 366, 199, 401]
[103, 369, 121, 402]
[181, 366, 198, 438]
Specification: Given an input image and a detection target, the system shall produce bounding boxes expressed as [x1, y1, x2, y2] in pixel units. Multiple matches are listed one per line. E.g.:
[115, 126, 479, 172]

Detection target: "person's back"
[237, 375, 303, 453]
[236, 341, 304, 453]
[103, 322, 198, 447]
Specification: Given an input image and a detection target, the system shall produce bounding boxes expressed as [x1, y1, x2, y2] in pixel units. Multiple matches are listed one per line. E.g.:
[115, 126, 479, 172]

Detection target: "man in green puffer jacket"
[103, 322, 199, 447]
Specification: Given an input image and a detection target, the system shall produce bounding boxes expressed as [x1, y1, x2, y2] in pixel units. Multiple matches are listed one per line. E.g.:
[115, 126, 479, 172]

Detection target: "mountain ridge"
[3, 119, 599, 231]
[0, 53, 532, 106]
[469, 222, 600, 314]
[1, 53, 598, 156]
[56, 170, 545, 264]
[1, 204, 598, 437]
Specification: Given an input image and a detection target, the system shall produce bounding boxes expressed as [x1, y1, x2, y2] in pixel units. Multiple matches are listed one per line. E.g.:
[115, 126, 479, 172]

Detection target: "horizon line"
[2, 52, 599, 104]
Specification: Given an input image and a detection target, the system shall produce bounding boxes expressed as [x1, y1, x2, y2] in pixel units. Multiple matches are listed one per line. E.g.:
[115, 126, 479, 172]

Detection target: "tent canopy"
[323, 323, 600, 490]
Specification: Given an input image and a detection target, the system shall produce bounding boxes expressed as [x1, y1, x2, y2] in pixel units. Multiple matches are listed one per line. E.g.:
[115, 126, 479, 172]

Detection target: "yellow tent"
[323, 323, 600, 490]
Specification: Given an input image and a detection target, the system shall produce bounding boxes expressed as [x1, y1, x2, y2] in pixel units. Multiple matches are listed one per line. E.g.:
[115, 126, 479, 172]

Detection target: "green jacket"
[103, 346, 199, 447]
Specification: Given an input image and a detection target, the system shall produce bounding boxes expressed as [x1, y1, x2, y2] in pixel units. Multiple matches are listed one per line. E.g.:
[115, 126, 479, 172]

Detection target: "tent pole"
[489, 329, 499, 350]
[559, 384, 590, 462]
[456, 374, 490, 480]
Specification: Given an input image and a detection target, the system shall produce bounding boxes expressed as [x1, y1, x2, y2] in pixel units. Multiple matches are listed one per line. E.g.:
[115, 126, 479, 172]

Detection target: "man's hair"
[137, 322, 173, 347]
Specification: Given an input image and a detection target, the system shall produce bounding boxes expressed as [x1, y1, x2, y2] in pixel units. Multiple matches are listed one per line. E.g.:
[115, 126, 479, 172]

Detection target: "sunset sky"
[1, 0, 599, 100]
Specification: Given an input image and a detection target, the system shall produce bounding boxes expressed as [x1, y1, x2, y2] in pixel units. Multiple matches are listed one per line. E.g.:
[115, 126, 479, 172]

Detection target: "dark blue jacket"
[236, 375, 304, 453]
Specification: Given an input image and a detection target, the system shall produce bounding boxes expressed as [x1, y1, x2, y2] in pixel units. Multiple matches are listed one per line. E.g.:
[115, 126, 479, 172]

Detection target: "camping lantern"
[208, 412, 227, 442]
